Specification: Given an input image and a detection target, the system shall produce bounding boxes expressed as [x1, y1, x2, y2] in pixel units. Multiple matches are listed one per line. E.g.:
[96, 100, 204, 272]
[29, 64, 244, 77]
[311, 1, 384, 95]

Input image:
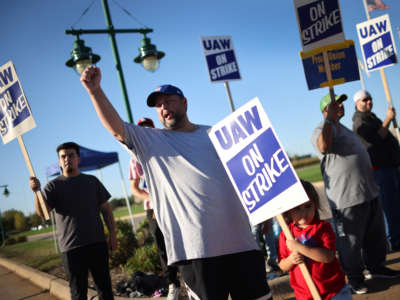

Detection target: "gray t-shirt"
[122, 123, 257, 265]
[43, 173, 110, 252]
[311, 122, 379, 209]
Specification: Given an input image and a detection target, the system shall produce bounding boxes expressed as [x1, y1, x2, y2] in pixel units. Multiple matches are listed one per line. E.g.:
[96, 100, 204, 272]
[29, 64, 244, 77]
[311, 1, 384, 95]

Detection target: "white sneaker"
[167, 283, 180, 300]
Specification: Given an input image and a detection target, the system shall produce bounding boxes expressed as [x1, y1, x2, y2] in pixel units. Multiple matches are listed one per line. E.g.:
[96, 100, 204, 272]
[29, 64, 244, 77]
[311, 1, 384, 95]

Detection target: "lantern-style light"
[65, 36, 101, 74]
[134, 35, 165, 71]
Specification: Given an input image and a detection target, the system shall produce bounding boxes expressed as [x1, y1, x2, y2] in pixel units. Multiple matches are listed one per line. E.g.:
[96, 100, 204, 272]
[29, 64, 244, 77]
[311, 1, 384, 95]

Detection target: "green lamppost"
[65, 0, 165, 123]
[0, 185, 9, 247]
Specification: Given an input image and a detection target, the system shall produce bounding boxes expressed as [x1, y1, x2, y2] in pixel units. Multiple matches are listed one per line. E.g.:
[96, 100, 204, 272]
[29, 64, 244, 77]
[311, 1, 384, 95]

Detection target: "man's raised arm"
[80, 66, 126, 143]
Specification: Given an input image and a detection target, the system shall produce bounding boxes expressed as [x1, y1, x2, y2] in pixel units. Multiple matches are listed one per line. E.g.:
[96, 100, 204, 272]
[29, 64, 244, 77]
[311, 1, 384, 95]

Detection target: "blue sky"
[1, 0, 400, 215]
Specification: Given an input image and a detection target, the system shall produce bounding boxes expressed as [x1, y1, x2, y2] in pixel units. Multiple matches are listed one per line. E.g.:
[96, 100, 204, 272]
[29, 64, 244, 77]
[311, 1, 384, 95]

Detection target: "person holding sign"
[352, 90, 400, 253]
[312, 94, 399, 295]
[278, 180, 351, 300]
[29, 142, 117, 300]
[80, 65, 272, 300]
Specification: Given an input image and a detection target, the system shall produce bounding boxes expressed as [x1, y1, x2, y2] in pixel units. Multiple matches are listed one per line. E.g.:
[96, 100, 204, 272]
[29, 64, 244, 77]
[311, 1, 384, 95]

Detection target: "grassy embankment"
[0, 159, 322, 270]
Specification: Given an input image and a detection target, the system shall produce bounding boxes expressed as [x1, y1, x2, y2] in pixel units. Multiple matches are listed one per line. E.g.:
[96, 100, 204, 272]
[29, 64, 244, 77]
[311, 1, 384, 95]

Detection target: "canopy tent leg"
[118, 161, 136, 231]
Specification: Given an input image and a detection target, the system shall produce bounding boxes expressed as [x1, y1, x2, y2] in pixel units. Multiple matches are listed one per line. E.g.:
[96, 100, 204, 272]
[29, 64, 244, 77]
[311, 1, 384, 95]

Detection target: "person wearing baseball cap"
[137, 117, 155, 128]
[80, 66, 272, 300]
[319, 93, 347, 113]
[312, 91, 397, 294]
[352, 89, 400, 254]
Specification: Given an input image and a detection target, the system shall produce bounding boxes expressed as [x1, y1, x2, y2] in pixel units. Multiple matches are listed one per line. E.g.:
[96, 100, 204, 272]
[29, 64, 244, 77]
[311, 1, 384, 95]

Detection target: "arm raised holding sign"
[317, 94, 346, 154]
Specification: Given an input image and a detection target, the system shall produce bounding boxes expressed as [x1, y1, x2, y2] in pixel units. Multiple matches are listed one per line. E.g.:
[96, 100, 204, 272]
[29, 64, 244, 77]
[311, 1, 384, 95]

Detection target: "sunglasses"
[361, 97, 372, 102]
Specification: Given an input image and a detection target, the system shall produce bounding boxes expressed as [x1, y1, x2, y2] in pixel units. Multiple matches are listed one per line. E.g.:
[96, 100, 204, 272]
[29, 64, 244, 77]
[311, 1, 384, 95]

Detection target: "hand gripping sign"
[0, 61, 49, 220]
[208, 97, 322, 300]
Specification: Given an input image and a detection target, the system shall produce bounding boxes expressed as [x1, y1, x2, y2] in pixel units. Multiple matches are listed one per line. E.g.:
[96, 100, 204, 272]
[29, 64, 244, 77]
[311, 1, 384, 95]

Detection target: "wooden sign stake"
[17, 136, 50, 220]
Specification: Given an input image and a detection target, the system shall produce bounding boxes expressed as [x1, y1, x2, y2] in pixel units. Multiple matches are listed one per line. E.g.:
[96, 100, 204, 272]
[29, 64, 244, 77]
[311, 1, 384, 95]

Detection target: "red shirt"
[278, 219, 345, 300]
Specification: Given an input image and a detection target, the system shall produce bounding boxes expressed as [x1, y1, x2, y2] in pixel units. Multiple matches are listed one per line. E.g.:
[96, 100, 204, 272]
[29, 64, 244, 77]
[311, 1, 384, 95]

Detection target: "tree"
[2, 209, 18, 231]
[28, 213, 43, 228]
[14, 211, 28, 232]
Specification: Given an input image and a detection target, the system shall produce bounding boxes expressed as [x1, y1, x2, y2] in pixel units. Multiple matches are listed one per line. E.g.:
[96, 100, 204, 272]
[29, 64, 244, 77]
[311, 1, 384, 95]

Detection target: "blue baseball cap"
[147, 84, 184, 107]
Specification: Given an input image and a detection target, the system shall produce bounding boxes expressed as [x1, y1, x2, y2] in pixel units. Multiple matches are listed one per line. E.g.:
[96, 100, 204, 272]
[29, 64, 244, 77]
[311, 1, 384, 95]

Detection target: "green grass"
[295, 163, 322, 182]
[113, 205, 145, 219]
[0, 239, 61, 272]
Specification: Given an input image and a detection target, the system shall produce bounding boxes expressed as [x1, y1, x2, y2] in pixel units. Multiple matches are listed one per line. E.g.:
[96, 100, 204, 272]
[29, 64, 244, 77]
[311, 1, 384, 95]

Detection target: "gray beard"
[163, 112, 183, 129]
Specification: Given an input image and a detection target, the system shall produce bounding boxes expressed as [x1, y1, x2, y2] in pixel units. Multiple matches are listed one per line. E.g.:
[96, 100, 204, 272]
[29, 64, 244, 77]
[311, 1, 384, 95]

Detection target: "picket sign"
[359, 1, 399, 135]
[208, 97, 321, 300]
[0, 61, 49, 220]
[200, 36, 241, 113]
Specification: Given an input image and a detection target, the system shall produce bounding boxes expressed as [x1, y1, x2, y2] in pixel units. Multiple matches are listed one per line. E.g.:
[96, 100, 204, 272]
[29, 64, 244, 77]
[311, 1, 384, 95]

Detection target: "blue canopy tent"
[45, 146, 135, 252]
[45, 146, 119, 177]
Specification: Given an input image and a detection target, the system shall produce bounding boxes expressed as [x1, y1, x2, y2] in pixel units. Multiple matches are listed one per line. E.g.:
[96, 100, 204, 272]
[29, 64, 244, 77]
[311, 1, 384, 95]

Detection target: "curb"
[0, 257, 164, 300]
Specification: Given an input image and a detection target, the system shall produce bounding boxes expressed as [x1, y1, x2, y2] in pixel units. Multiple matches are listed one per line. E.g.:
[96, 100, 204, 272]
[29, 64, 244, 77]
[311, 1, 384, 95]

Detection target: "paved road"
[0, 265, 58, 300]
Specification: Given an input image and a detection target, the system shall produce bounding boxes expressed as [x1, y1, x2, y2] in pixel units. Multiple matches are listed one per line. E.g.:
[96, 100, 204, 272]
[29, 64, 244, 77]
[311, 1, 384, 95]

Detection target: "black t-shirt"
[43, 173, 111, 252]
[352, 110, 400, 167]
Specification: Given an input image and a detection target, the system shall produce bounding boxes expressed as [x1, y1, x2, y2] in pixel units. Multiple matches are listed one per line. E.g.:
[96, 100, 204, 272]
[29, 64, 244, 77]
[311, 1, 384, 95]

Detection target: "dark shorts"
[177, 250, 272, 300]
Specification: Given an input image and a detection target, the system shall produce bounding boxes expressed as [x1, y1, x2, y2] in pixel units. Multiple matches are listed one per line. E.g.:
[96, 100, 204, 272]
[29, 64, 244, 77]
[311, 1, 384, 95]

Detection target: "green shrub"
[5, 237, 16, 246]
[124, 243, 161, 275]
[16, 236, 27, 243]
[105, 221, 138, 268]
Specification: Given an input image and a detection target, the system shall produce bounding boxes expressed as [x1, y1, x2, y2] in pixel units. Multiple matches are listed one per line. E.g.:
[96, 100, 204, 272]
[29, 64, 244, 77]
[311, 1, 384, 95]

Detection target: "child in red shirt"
[278, 180, 352, 300]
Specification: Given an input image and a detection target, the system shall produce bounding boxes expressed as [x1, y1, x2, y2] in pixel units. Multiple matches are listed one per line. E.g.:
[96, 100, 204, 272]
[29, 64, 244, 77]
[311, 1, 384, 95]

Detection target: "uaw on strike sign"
[357, 14, 397, 72]
[0, 61, 36, 144]
[201, 36, 241, 82]
[294, 0, 345, 52]
[208, 98, 309, 225]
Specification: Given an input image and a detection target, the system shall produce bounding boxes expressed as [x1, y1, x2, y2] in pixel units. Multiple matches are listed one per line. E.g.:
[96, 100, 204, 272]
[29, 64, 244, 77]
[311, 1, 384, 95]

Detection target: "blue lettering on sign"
[297, 0, 342, 46]
[0, 66, 14, 88]
[202, 39, 231, 51]
[359, 20, 387, 39]
[226, 128, 297, 213]
[214, 105, 262, 150]
[0, 82, 30, 136]
[363, 32, 396, 70]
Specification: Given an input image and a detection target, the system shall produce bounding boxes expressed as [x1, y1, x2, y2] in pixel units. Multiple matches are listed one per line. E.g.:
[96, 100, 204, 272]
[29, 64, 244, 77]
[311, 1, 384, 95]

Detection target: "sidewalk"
[0, 264, 58, 299]
[0, 256, 162, 300]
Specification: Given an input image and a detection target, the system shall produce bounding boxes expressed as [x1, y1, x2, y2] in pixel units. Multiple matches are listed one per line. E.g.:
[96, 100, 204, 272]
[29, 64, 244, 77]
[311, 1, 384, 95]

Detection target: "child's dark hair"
[56, 142, 80, 157]
[301, 180, 320, 218]
[284, 180, 320, 223]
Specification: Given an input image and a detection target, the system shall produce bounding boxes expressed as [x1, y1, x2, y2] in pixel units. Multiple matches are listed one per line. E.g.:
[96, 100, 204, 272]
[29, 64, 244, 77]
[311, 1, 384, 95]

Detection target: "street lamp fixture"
[134, 34, 165, 71]
[64, 0, 165, 124]
[65, 35, 101, 74]
[0, 185, 9, 198]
